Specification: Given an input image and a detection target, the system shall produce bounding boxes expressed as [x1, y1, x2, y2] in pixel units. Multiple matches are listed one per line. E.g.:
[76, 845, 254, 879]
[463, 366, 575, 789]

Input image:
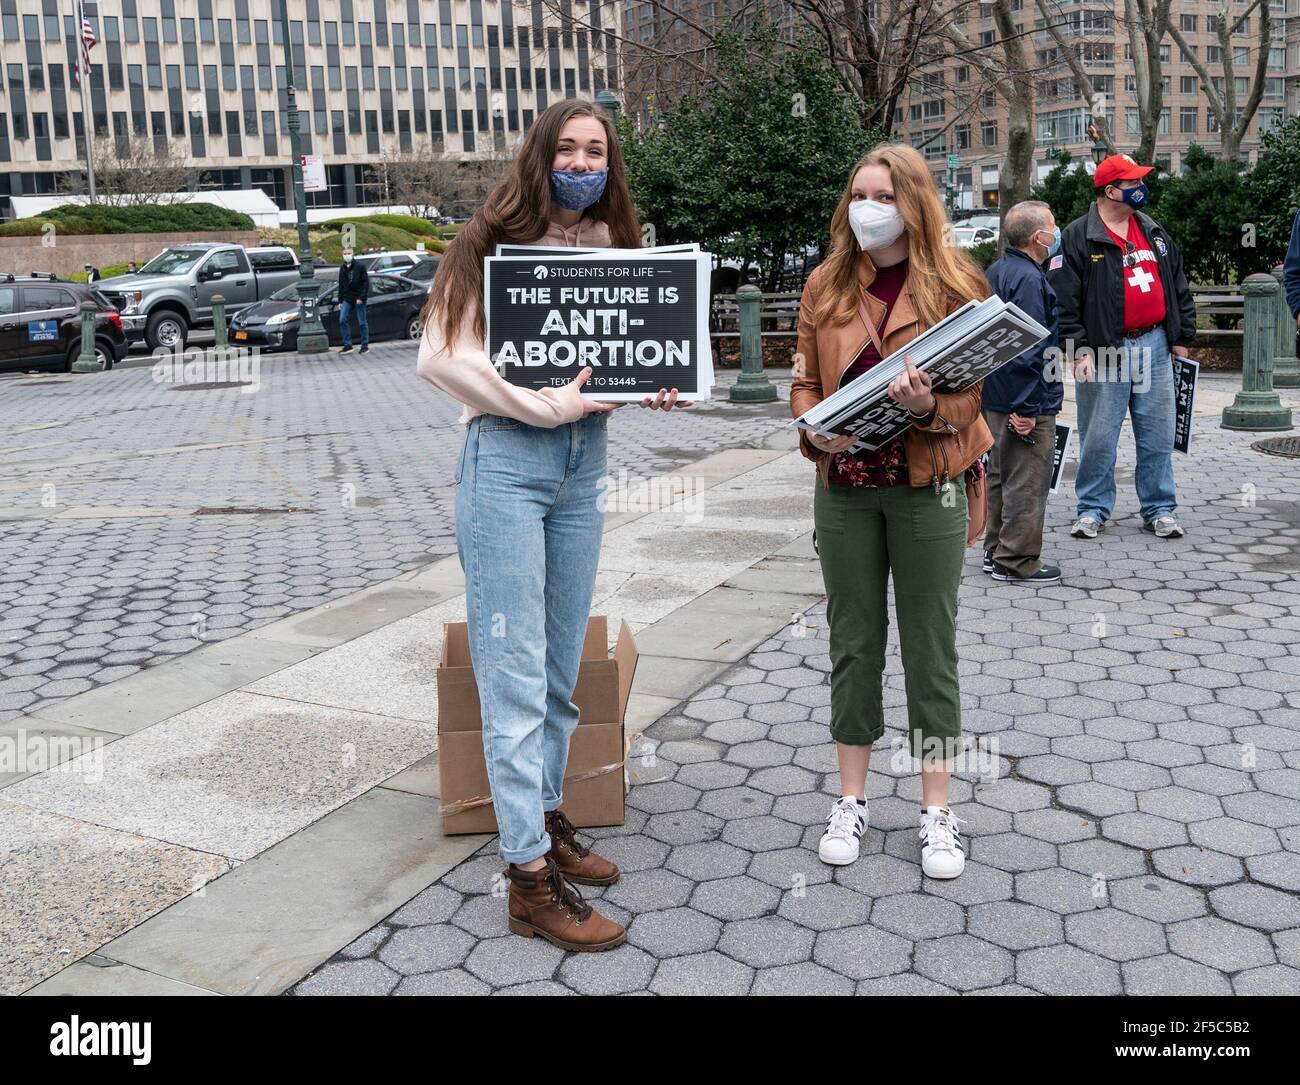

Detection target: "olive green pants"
[814, 480, 967, 762]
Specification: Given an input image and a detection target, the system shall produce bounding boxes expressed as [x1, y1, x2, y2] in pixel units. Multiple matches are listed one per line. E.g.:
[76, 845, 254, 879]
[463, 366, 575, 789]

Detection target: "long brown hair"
[814, 143, 988, 328]
[421, 99, 642, 348]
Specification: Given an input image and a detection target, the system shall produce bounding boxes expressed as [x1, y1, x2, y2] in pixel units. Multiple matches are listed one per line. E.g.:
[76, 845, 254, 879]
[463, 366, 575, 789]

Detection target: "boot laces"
[545, 857, 592, 923]
[547, 809, 590, 860]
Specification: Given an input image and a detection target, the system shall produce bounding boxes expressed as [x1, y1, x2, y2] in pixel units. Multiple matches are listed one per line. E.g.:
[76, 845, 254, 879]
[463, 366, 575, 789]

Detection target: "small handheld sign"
[1049, 423, 1072, 494]
[1172, 355, 1198, 455]
[484, 251, 713, 401]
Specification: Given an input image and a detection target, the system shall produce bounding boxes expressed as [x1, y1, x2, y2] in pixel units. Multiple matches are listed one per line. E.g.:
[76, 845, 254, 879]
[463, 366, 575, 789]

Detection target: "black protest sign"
[1173, 355, 1198, 454]
[1050, 423, 1071, 494]
[826, 312, 1049, 451]
[484, 253, 712, 400]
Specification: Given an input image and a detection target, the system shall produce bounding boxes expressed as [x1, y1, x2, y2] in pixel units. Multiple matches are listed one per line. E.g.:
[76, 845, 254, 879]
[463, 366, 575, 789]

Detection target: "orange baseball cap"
[1094, 153, 1154, 189]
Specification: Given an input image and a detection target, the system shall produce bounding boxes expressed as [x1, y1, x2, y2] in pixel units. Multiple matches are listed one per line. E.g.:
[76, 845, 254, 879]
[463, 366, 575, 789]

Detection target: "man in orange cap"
[1047, 153, 1197, 541]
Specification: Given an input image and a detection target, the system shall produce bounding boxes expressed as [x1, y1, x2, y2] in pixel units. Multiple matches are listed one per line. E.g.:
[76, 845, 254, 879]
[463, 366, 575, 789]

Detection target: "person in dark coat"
[1285, 209, 1300, 355]
[337, 247, 370, 353]
[981, 200, 1063, 585]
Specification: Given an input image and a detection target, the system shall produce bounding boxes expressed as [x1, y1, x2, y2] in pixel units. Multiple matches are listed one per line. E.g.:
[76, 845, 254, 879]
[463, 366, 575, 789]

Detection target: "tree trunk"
[993, 0, 1034, 222]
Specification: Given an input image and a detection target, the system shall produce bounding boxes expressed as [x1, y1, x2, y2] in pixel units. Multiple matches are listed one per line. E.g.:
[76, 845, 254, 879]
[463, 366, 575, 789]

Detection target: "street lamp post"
[278, 0, 328, 354]
[595, 88, 620, 116]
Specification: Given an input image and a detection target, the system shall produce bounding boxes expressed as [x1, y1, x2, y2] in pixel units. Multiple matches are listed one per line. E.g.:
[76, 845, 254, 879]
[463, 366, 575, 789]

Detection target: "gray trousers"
[982, 408, 1057, 576]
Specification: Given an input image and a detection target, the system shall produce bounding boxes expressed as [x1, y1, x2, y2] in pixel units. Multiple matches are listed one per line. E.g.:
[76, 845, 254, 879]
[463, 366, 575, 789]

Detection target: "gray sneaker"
[1146, 515, 1186, 538]
[1070, 515, 1102, 539]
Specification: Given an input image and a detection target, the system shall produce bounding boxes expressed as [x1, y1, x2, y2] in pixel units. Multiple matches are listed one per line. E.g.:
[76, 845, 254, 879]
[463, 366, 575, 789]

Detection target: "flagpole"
[76, 0, 96, 200]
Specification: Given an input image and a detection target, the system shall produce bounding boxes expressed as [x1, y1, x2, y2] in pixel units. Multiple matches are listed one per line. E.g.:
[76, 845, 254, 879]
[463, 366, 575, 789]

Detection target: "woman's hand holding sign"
[640, 388, 692, 411]
[887, 355, 936, 418]
[573, 367, 622, 414]
[807, 431, 857, 453]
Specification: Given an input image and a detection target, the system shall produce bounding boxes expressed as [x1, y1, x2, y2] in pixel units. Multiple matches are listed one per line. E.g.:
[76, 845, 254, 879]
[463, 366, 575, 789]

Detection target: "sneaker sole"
[508, 916, 627, 952]
[990, 571, 1062, 585]
[818, 838, 863, 865]
[921, 864, 964, 880]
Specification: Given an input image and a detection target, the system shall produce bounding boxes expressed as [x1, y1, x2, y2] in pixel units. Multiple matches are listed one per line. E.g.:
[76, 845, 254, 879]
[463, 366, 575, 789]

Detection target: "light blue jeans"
[1074, 325, 1177, 524]
[339, 299, 368, 348]
[453, 411, 608, 864]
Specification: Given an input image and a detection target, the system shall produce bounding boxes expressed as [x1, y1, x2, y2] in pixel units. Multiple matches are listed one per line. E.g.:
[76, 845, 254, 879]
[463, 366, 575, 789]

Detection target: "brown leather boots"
[505, 810, 624, 952]
[545, 809, 620, 886]
[506, 855, 625, 952]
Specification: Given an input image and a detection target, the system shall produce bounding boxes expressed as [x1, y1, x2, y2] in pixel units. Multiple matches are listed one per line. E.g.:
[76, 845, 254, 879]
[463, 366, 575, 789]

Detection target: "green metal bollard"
[1221, 273, 1292, 431]
[728, 284, 777, 402]
[72, 300, 100, 373]
[1271, 265, 1299, 388]
[211, 293, 228, 349]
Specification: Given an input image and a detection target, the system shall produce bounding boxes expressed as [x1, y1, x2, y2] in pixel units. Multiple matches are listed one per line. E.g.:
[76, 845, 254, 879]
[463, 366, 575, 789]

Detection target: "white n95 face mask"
[848, 199, 906, 252]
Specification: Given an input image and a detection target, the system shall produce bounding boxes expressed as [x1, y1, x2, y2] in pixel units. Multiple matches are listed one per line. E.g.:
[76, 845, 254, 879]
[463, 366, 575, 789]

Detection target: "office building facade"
[0, 0, 622, 218]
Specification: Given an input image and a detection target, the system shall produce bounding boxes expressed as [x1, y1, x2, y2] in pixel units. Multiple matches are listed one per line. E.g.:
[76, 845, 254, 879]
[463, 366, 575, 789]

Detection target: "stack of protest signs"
[485, 242, 714, 401]
[791, 295, 1052, 451]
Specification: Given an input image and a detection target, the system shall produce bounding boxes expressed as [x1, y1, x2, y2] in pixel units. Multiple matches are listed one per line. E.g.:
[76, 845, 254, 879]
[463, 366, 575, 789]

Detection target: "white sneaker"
[818, 796, 867, 866]
[919, 806, 966, 879]
[1145, 514, 1186, 538]
[1070, 515, 1102, 539]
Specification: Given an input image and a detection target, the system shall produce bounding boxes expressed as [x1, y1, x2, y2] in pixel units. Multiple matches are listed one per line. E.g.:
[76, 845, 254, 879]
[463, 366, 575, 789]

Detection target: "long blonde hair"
[814, 143, 988, 327]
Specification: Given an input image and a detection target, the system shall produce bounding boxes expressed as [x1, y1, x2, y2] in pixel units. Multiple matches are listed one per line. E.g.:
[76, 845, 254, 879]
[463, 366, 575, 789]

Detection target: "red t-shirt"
[829, 259, 909, 488]
[1103, 215, 1166, 332]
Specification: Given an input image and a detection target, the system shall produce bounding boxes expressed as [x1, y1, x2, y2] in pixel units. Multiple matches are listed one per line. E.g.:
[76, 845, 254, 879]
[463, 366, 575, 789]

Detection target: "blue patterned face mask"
[551, 169, 608, 211]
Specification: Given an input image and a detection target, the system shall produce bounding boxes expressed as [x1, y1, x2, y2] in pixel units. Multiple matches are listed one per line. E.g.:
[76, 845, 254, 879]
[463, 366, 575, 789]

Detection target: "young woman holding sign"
[790, 143, 993, 880]
[416, 100, 687, 953]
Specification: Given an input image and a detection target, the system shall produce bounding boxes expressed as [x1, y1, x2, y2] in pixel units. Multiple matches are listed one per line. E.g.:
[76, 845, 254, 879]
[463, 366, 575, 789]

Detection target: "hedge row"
[0, 201, 254, 236]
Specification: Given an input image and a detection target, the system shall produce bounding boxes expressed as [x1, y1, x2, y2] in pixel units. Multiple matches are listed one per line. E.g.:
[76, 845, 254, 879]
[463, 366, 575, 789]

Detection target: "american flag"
[72, 1, 97, 87]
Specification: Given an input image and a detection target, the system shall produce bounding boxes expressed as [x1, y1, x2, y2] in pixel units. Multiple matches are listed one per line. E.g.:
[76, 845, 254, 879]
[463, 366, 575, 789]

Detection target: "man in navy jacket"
[981, 200, 1063, 585]
[1285, 210, 1300, 345]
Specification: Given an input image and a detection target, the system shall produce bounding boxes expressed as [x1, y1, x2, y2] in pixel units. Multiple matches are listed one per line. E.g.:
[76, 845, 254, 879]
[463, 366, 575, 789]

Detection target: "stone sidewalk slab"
[4, 691, 437, 861]
[87, 788, 489, 996]
[0, 800, 232, 996]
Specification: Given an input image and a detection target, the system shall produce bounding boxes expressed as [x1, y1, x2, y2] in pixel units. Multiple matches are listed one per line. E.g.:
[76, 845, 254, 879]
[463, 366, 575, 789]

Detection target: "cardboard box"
[437, 615, 638, 835]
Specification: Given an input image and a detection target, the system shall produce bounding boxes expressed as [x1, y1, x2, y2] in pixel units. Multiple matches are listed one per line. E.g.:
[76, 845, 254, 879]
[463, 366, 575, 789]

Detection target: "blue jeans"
[453, 411, 608, 864]
[1074, 325, 1177, 524]
[339, 299, 368, 347]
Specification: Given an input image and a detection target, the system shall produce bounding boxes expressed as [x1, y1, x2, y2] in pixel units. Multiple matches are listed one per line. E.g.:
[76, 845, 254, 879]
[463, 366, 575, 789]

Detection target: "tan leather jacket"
[790, 253, 994, 489]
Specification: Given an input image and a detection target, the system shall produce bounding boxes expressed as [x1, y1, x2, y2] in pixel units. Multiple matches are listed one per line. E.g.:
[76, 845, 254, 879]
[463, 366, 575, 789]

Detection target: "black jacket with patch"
[1047, 202, 1197, 354]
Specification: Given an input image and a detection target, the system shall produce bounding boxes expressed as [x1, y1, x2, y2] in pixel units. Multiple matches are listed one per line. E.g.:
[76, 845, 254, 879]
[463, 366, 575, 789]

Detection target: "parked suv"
[0, 274, 126, 372]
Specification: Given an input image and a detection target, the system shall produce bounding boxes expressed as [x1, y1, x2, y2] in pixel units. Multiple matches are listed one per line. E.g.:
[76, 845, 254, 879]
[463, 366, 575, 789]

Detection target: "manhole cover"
[169, 381, 255, 391]
[1252, 436, 1300, 459]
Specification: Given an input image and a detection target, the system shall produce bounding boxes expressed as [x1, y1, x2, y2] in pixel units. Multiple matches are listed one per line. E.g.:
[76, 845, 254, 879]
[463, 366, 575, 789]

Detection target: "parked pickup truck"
[97, 243, 303, 350]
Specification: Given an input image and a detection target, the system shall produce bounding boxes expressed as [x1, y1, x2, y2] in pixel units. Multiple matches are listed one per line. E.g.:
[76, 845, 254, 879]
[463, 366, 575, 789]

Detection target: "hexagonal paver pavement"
[0, 356, 796, 722]
[290, 404, 1300, 995]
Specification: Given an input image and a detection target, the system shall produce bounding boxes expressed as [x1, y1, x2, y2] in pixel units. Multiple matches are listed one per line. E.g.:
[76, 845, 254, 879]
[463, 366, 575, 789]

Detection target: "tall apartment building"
[1286, 0, 1300, 117]
[893, 0, 1294, 209]
[0, 1, 623, 219]
[622, 0, 801, 126]
[622, 1, 1294, 209]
